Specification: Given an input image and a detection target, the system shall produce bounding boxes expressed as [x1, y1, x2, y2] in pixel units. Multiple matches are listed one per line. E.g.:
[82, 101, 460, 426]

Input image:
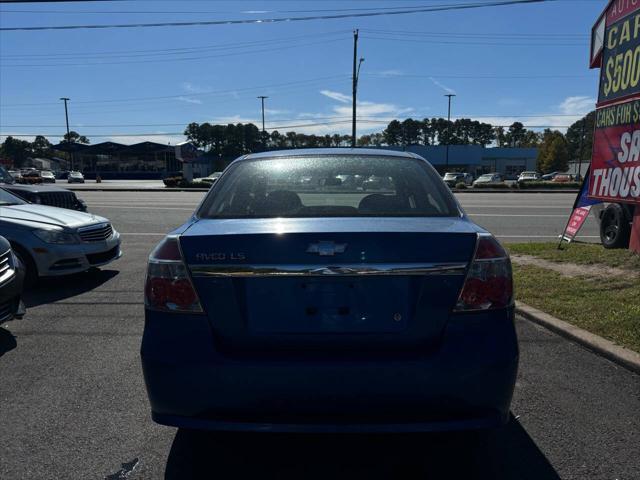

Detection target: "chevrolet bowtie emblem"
[306, 241, 348, 256]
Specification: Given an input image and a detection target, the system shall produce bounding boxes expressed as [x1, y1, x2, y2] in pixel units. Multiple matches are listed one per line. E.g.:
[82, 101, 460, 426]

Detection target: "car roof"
[241, 148, 426, 161]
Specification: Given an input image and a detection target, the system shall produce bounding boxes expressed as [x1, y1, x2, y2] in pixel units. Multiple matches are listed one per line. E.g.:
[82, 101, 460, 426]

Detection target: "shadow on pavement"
[164, 417, 559, 479]
[22, 269, 119, 308]
[0, 327, 17, 358]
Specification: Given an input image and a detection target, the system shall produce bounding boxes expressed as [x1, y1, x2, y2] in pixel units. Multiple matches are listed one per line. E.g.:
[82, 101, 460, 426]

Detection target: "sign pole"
[630, 210, 640, 253]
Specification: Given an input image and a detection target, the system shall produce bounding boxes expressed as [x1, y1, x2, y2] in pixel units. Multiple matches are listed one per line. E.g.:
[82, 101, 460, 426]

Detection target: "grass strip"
[513, 264, 640, 353]
[508, 242, 640, 270]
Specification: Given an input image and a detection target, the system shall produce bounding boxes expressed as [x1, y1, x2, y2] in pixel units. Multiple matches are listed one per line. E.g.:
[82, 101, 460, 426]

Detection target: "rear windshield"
[198, 155, 459, 219]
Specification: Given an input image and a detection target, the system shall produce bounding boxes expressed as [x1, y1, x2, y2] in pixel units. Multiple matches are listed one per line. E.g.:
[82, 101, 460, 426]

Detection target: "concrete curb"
[516, 302, 640, 375]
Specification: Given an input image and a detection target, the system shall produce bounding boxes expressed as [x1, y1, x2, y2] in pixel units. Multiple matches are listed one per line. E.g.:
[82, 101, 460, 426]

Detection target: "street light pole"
[444, 94, 456, 170]
[60, 97, 72, 170]
[257, 96, 268, 149]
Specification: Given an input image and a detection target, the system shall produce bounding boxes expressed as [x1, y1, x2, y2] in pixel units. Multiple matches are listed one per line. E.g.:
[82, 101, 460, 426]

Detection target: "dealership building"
[53, 141, 537, 179]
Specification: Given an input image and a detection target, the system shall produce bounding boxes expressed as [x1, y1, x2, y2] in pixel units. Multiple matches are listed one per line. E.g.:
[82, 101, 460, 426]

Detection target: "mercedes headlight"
[32, 229, 79, 244]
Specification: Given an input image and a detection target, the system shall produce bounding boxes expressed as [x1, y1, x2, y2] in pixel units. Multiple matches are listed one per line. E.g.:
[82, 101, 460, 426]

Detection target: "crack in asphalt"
[105, 458, 140, 480]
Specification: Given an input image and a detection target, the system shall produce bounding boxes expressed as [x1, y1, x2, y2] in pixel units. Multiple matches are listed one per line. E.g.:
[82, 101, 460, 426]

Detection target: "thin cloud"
[176, 96, 203, 105]
[320, 90, 351, 103]
[372, 69, 404, 77]
[181, 82, 210, 94]
[559, 96, 595, 115]
[429, 77, 456, 95]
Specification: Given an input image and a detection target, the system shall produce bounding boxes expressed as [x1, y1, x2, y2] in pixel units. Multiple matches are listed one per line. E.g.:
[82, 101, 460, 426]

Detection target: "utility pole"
[351, 29, 364, 148]
[444, 94, 456, 169]
[60, 97, 72, 170]
[257, 96, 268, 149]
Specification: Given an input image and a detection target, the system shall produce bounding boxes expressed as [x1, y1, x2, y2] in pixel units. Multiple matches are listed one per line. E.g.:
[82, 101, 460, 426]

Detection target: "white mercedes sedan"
[0, 187, 121, 284]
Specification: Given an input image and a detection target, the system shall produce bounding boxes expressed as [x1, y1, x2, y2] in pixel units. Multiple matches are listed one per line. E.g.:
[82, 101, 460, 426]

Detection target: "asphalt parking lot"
[0, 191, 637, 479]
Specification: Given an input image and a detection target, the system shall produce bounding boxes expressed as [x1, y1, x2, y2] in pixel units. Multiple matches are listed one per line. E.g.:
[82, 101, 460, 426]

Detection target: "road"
[1, 191, 636, 479]
[68, 190, 601, 243]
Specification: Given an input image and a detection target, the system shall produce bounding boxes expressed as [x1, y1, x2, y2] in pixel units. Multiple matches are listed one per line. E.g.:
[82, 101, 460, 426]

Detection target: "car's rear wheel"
[600, 203, 631, 249]
[11, 244, 38, 287]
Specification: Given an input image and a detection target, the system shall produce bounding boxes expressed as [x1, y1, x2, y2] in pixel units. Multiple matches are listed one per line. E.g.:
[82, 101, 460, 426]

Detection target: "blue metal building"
[383, 145, 538, 179]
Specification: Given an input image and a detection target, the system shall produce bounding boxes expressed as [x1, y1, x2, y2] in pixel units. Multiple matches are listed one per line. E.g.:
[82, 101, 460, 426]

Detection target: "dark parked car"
[0, 166, 87, 212]
[142, 148, 518, 433]
[0, 235, 26, 325]
[21, 170, 44, 184]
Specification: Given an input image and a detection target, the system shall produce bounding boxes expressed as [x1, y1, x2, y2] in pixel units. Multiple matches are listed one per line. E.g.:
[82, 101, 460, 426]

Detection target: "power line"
[0, 70, 593, 109]
[0, 37, 349, 67]
[0, 75, 350, 107]
[0, 30, 351, 59]
[0, 2, 534, 15]
[0, 113, 590, 128]
[0, 1, 558, 32]
[360, 28, 588, 38]
[360, 35, 584, 47]
[363, 72, 594, 79]
[0, 123, 578, 139]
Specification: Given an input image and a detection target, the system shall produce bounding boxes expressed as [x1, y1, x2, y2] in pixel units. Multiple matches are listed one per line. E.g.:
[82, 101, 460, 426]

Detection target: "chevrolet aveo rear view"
[141, 149, 518, 432]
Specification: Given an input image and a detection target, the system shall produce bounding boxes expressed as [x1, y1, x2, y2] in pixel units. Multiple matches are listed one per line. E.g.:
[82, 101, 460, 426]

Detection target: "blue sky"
[0, 0, 606, 145]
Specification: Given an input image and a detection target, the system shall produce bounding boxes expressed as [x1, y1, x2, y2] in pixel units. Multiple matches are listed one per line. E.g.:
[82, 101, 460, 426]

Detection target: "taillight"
[454, 234, 513, 312]
[144, 236, 203, 313]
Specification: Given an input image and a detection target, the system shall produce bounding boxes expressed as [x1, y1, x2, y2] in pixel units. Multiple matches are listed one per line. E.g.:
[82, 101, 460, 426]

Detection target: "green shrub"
[177, 179, 210, 188]
[517, 181, 581, 189]
[454, 182, 467, 189]
[473, 182, 510, 189]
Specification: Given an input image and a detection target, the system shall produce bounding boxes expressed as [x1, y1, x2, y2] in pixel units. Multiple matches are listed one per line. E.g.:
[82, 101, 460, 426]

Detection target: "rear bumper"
[141, 309, 518, 433]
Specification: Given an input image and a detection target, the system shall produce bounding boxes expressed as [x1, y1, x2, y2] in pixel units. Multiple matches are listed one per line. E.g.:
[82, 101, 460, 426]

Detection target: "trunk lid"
[181, 217, 478, 352]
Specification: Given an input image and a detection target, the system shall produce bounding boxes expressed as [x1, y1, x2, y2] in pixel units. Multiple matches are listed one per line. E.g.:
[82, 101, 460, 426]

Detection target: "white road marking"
[497, 235, 600, 238]
[461, 205, 571, 209]
[90, 204, 194, 211]
[469, 214, 567, 217]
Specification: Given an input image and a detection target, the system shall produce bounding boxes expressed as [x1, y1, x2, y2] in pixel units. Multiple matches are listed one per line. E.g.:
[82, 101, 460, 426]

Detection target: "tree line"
[0, 114, 594, 174]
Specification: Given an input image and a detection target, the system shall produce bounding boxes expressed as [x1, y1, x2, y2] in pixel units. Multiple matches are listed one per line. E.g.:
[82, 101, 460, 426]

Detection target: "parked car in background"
[141, 148, 518, 433]
[0, 235, 26, 324]
[541, 171, 560, 181]
[473, 173, 504, 186]
[67, 171, 85, 183]
[1, 165, 87, 211]
[0, 187, 121, 284]
[193, 172, 222, 186]
[21, 170, 43, 184]
[443, 172, 474, 187]
[40, 170, 56, 183]
[551, 173, 576, 183]
[517, 171, 541, 183]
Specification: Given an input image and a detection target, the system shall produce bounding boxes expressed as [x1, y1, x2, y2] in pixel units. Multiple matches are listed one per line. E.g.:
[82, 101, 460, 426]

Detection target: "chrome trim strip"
[189, 262, 468, 278]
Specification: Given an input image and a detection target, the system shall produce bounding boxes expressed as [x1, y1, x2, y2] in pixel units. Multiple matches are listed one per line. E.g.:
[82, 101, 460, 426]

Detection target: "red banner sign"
[589, 100, 640, 204]
[606, 0, 640, 24]
[563, 207, 593, 241]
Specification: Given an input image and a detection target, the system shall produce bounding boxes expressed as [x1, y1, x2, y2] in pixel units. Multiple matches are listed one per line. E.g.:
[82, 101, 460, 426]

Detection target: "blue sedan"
[141, 148, 518, 433]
